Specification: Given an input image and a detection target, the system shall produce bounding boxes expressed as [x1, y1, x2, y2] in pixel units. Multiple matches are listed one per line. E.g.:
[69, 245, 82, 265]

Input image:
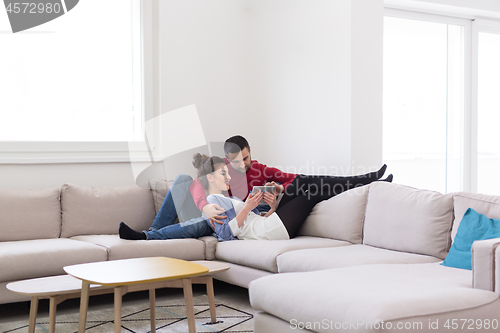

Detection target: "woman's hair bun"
[192, 153, 209, 169]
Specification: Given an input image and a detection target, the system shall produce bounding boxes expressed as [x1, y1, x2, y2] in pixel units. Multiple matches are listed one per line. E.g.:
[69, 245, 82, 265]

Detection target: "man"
[190, 135, 298, 216]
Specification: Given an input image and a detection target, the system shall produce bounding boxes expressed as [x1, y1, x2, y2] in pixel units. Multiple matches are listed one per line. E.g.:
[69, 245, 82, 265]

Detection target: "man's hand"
[202, 204, 226, 228]
[262, 191, 278, 211]
[265, 181, 284, 195]
[208, 216, 226, 228]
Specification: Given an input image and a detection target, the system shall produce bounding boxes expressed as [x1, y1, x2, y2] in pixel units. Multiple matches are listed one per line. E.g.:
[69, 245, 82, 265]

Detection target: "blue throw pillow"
[442, 208, 500, 270]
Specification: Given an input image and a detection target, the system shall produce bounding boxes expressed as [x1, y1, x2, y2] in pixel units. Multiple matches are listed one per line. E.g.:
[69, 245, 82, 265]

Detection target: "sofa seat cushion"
[215, 236, 350, 273]
[250, 263, 499, 333]
[277, 244, 442, 273]
[0, 239, 107, 283]
[71, 235, 206, 261]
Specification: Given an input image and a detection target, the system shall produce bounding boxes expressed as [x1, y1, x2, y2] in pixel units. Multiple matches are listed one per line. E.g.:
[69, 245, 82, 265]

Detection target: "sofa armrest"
[199, 235, 218, 260]
[471, 238, 500, 291]
[495, 246, 500, 294]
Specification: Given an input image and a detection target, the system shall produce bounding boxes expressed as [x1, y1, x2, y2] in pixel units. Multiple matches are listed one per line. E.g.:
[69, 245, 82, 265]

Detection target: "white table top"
[63, 257, 209, 286]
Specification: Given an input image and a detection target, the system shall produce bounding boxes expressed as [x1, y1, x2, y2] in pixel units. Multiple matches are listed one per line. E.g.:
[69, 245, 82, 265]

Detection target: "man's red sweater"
[190, 159, 298, 211]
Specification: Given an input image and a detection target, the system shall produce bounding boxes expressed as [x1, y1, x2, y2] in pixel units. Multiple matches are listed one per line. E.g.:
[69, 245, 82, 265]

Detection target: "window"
[383, 12, 465, 193]
[0, 0, 154, 160]
[384, 10, 500, 194]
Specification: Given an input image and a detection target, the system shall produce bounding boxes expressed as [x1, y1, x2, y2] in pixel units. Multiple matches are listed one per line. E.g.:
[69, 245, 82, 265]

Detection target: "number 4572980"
[444, 319, 498, 330]
[6, 2, 62, 14]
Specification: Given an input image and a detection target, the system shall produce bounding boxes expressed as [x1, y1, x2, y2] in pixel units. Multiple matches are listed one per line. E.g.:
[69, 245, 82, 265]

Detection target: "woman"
[194, 153, 391, 241]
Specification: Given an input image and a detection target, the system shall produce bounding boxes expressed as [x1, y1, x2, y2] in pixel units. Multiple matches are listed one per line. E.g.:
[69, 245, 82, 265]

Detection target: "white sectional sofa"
[249, 183, 500, 332]
[1, 180, 500, 333]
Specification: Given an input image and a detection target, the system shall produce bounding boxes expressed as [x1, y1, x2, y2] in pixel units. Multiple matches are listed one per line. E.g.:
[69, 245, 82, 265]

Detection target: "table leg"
[28, 296, 38, 333]
[114, 286, 124, 333]
[78, 281, 90, 333]
[205, 276, 217, 323]
[49, 297, 57, 333]
[149, 288, 156, 333]
[182, 278, 196, 333]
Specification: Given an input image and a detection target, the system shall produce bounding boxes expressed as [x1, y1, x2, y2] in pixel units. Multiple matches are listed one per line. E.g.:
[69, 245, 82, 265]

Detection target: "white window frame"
[0, 0, 160, 164]
[470, 19, 500, 192]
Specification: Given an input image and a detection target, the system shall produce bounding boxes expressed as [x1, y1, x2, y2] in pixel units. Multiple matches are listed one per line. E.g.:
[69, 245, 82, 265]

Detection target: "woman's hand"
[262, 191, 278, 211]
[245, 191, 263, 211]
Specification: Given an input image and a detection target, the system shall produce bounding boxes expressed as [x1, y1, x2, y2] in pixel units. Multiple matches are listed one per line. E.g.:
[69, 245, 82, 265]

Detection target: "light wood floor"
[0, 280, 254, 333]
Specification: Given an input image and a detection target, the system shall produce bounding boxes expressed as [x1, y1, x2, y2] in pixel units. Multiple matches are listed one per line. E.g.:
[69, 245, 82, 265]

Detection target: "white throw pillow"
[296, 184, 370, 244]
[452, 191, 500, 242]
[363, 182, 454, 259]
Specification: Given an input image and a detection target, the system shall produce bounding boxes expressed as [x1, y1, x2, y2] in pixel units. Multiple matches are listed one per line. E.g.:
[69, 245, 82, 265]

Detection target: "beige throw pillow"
[148, 179, 174, 214]
[0, 188, 61, 241]
[60, 183, 156, 238]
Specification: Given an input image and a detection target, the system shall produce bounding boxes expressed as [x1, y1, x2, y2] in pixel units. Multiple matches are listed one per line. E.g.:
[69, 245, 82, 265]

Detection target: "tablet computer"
[251, 186, 275, 205]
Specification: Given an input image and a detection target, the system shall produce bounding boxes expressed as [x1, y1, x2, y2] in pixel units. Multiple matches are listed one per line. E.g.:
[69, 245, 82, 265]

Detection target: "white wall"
[158, 0, 258, 179]
[161, 0, 384, 176]
[0, 162, 143, 190]
[248, 0, 354, 175]
[351, 0, 384, 174]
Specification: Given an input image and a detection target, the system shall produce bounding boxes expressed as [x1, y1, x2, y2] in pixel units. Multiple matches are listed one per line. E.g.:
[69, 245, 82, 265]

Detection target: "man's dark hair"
[224, 135, 250, 156]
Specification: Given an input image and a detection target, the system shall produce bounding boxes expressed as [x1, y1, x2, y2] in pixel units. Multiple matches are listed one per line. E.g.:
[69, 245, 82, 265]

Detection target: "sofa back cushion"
[61, 184, 156, 238]
[296, 184, 370, 244]
[363, 182, 454, 259]
[0, 188, 61, 241]
[452, 191, 500, 242]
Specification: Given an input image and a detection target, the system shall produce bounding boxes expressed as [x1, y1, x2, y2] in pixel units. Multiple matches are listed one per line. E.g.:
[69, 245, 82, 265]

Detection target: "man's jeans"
[145, 174, 212, 240]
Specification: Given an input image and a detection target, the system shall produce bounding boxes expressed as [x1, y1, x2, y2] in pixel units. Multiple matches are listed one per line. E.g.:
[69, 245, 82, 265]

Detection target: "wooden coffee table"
[63, 257, 212, 333]
[6, 275, 109, 333]
[7, 259, 229, 333]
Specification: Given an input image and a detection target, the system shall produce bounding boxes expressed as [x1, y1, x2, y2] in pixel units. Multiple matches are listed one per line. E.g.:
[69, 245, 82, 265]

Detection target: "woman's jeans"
[145, 174, 212, 240]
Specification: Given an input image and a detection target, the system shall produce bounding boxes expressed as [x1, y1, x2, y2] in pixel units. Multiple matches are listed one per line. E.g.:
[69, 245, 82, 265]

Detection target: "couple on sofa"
[119, 135, 393, 242]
